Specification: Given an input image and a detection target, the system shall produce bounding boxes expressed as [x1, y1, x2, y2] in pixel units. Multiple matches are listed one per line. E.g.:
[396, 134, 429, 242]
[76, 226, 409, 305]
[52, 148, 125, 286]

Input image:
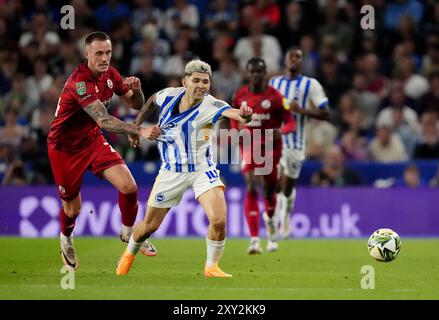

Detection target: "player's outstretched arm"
[134, 93, 157, 127]
[221, 104, 253, 123]
[120, 76, 145, 110]
[84, 99, 160, 140]
[290, 101, 330, 121]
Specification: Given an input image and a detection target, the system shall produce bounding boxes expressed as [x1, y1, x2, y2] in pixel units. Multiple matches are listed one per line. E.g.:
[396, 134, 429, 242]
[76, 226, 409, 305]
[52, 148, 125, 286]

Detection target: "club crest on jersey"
[261, 99, 271, 109]
[107, 79, 113, 89]
[155, 193, 165, 203]
[76, 82, 86, 96]
[58, 185, 66, 194]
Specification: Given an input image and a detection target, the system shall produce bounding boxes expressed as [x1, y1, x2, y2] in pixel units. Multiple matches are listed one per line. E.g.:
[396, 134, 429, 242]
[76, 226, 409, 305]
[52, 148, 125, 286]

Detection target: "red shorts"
[48, 135, 125, 200]
[240, 139, 282, 184]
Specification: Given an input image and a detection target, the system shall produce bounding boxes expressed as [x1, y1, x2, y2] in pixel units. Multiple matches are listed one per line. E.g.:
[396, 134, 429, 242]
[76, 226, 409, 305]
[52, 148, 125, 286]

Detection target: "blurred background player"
[231, 57, 295, 254]
[270, 47, 331, 239]
[116, 60, 253, 277]
[47, 31, 161, 270]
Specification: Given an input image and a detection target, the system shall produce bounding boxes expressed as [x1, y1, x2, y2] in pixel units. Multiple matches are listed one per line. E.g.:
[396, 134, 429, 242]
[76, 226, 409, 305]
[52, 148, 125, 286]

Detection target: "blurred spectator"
[300, 34, 319, 78]
[0, 143, 13, 181]
[209, 31, 234, 70]
[318, 57, 350, 109]
[2, 159, 27, 186]
[211, 56, 241, 103]
[163, 36, 194, 77]
[131, 0, 163, 37]
[419, 71, 439, 116]
[413, 111, 439, 159]
[18, 11, 60, 57]
[130, 25, 170, 74]
[384, 0, 423, 31]
[164, 0, 199, 41]
[109, 20, 134, 75]
[3, 74, 35, 122]
[275, 1, 310, 51]
[233, 19, 282, 75]
[254, 0, 281, 33]
[134, 55, 167, 104]
[95, 0, 130, 33]
[396, 56, 429, 100]
[360, 53, 390, 99]
[25, 57, 53, 108]
[26, 0, 60, 27]
[0, 108, 28, 154]
[394, 163, 426, 187]
[69, 0, 95, 29]
[350, 73, 381, 129]
[338, 129, 368, 161]
[421, 33, 439, 76]
[318, 6, 353, 55]
[368, 124, 408, 162]
[311, 145, 363, 187]
[429, 165, 439, 187]
[204, 0, 237, 39]
[376, 81, 419, 155]
[305, 118, 338, 161]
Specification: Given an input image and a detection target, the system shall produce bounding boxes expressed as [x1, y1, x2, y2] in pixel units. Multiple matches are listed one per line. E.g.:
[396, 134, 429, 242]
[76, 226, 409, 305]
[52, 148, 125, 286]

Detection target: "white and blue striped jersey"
[154, 87, 231, 172]
[269, 75, 329, 156]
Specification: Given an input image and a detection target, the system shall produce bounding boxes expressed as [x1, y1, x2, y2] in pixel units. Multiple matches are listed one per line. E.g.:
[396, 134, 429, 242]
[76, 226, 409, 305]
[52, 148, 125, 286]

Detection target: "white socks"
[206, 238, 225, 268]
[280, 189, 296, 222]
[120, 224, 133, 238]
[127, 234, 142, 255]
[60, 232, 73, 244]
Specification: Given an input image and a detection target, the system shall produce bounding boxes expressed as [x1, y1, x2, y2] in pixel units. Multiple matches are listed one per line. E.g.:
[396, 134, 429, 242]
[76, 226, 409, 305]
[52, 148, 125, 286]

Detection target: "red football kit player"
[48, 32, 161, 270]
[231, 58, 295, 254]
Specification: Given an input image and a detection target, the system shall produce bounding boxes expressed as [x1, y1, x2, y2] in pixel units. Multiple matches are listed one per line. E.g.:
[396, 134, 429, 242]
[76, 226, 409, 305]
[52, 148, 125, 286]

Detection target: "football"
[368, 228, 402, 262]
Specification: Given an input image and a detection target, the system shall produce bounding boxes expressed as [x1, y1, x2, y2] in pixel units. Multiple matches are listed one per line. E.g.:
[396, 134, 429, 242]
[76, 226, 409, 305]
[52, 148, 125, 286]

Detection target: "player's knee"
[210, 216, 226, 231]
[119, 181, 137, 194]
[64, 205, 81, 218]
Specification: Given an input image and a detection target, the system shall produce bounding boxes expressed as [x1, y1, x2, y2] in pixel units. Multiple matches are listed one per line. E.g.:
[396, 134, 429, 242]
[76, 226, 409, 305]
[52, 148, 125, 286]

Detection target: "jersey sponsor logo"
[213, 100, 226, 108]
[261, 99, 271, 109]
[155, 193, 165, 203]
[80, 93, 93, 101]
[162, 122, 176, 130]
[75, 82, 86, 96]
[107, 79, 113, 89]
[58, 185, 66, 194]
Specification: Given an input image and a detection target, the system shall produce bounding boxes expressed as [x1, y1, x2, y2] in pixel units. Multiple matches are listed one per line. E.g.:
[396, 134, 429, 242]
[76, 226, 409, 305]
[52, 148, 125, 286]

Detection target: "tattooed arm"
[134, 93, 158, 127]
[84, 99, 160, 139]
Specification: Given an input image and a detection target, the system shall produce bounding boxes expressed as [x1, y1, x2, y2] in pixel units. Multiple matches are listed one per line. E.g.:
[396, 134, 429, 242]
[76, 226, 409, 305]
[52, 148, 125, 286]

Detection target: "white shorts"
[280, 149, 305, 179]
[147, 167, 225, 208]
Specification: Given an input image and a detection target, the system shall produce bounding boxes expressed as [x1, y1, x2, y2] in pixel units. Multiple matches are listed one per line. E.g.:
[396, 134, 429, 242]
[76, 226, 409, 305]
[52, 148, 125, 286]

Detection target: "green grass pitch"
[0, 237, 438, 299]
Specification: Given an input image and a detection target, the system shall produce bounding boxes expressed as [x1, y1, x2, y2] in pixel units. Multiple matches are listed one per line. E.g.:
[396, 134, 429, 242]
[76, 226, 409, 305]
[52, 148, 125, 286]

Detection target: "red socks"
[244, 191, 259, 237]
[118, 191, 138, 227]
[263, 193, 276, 218]
[60, 208, 76, 237]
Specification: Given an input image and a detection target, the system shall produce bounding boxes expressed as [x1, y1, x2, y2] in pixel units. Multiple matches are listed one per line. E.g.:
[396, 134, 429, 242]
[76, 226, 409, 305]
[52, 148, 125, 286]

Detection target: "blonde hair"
[184, 60, 212, 78]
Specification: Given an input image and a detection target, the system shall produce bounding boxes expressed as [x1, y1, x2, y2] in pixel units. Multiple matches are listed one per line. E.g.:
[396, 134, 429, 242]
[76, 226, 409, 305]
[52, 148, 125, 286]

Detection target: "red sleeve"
[70, 76, 99, 109]
[111, 68, 129, 96]
[230, 91, 240, 130]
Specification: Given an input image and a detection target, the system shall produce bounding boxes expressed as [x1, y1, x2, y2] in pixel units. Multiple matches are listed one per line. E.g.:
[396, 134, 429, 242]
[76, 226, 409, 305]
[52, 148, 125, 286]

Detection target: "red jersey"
[47, 63, 129, 152]
[231, 85, 293, 144]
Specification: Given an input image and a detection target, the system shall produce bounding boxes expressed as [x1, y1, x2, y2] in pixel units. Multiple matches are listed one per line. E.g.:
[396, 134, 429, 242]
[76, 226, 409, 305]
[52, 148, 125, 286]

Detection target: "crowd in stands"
[0, 0, 438, 187]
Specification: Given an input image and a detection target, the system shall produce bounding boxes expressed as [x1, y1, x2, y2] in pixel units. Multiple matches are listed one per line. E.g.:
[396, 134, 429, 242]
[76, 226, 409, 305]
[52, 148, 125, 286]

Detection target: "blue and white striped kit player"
[148, 87, 232, 208]
[269, 75, 329, 178]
